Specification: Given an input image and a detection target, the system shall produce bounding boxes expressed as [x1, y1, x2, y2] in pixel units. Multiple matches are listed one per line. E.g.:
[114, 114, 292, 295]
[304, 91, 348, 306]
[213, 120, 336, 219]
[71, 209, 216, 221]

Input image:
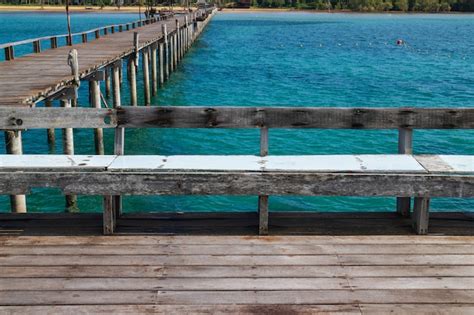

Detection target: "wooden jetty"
[0, 232, 473, 313]
[0, 8, 473, 313]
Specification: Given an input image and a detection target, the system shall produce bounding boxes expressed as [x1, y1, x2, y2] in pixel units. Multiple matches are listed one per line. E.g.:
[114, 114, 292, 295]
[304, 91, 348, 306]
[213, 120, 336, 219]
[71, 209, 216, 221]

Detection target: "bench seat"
[0, 154, 472, 174]
[0, 154, 472, 235]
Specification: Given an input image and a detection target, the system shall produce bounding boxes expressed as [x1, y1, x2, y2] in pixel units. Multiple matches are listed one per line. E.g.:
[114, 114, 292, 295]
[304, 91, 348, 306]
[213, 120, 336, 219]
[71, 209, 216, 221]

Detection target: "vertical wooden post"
[162, 24, 169, 80]
[103, 195, 115, 235]
[151, 44, 158, 96]
[90, 79, 104, 155]
[60, 99, 78, 212]
[4, 130, 27, 213]
[112, 61, 124, 222]
[397, 128, 413, 217]
[175, 20, 180, 64]
[129, 57, 137, 106]
[173, 33, 178, 69]
[258, 127, 269, 235]
[142, 47, 151, 106]
[112, 62, 121, 108]
[169, 34, 175, 73]
[33, 40, 41, 53]
[413, 197, 430, 235]
[44, 100, 55, 151]
[159, 42, 165, 86]
[105, 67, 111, 98]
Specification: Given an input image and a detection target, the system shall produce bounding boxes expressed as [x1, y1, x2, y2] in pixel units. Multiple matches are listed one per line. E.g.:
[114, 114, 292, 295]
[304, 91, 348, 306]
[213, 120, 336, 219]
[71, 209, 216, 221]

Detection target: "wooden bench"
[0, 154, 472, 235]
[1, 106, 473, 234]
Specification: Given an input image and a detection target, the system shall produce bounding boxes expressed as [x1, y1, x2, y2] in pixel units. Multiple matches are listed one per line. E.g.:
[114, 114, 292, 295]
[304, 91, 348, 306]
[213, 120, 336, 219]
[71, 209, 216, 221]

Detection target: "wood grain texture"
[0, 171, 470, 197]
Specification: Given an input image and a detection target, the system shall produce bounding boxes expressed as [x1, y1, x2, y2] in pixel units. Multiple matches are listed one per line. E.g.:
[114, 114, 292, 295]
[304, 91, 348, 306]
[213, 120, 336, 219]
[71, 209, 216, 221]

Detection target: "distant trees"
[0, 0, 473, 11]
[221, 0, 474, 11]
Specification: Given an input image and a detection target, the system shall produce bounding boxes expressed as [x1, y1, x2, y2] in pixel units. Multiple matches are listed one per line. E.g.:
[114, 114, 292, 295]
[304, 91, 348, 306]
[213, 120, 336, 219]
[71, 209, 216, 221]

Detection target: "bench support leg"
[397, 197, 411, 217]
[412, 197, 430, 235]
[103, 196, 116, 235]
[258, 195, 269, 235]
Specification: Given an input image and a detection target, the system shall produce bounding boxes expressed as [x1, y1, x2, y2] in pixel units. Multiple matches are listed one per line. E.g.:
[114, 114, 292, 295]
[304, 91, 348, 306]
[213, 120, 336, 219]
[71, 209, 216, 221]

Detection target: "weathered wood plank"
[2, 235, 473, 246]
[0, 107, 117, 129]
[0, 243, 472, 255]
[0, 254, 471, 266]
[117, 107, 474, 129]
[0, 290, 472, 305]
[0, 171, 471, 197]
[1, 277, 472, 291]
[0, 265, 472, 278]
[0, 305, 362, 315]
[2, 106, 473, 130]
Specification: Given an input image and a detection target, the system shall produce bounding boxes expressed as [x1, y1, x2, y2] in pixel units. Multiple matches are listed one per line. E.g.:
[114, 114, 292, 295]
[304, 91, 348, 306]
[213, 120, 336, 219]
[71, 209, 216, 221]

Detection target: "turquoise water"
[0, 12, 473, 213]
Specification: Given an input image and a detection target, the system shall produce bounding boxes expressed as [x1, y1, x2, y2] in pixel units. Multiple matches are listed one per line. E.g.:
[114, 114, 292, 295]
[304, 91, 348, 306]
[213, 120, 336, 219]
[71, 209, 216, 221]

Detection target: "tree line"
[1, 0, 473, 11]
[245, 0, 474, 11]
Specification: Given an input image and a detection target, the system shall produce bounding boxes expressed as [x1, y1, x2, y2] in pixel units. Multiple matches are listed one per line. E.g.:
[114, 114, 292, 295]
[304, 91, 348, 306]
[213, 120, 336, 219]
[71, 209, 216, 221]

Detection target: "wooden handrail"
[0, 106, 473, 130]
[0, 16, 163, 60]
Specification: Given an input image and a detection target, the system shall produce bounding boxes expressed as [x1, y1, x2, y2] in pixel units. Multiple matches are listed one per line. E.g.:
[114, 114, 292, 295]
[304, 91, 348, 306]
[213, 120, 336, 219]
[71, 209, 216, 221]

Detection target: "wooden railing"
[0, 14, 174, 61]
[1, 106, 473, 130]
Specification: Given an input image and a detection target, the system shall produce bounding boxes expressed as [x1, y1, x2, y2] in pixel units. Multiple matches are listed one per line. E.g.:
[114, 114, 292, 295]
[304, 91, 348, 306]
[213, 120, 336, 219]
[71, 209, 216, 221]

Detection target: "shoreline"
[0, 5, 473, 14]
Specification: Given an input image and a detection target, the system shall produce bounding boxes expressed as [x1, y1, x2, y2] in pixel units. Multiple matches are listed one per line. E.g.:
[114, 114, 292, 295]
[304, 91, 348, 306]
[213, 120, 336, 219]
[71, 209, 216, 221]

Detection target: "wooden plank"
[0, 107, 117, 129]
[2, 235, 473, 246]
[0, 244, 472, 255]
[0, 155, 116, 171]
[0, 289, 472, 305]
[1, 277, 473, 291]
[416, 155, 474, 174]
[116, 107, 474, 129]
[0, 305, 362, 315]
[0, 254, 471, 266]
[1, 107, 473, 130]
[0, 265, 472, 278]
[2, 305, 473, 315]
[0, 171, 471, 197]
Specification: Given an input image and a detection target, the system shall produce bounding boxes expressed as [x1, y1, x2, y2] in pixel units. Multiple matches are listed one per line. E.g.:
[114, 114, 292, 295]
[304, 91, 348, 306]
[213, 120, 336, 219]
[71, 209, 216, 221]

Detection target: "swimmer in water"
[396, 39, 404, 46]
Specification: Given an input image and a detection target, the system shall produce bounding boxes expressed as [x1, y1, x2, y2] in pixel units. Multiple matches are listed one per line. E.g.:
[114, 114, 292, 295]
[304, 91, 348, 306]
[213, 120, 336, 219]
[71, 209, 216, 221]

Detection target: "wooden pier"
[0, 230, 473, 314]
[0, 8, 473, 313]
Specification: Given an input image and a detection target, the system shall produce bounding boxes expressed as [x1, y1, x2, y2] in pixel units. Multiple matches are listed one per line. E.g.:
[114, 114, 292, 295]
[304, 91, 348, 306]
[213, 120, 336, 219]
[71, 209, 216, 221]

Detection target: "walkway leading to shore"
[0, 12, 192, 107]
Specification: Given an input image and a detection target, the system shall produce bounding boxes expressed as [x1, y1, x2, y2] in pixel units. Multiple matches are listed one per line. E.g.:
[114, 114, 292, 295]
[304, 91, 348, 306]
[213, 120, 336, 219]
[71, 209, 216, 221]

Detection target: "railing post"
[142, 47, 151, 106]
[397, 128, 413, 217]
[162, 24, 169, 80]
[33, 40, 41, 53]
[4, 46, 14, 61]
[50, 37, 58, 49]
[258, 126, 269, 235]
[151, 43, 158, 96]
[4, 130, 27, 213]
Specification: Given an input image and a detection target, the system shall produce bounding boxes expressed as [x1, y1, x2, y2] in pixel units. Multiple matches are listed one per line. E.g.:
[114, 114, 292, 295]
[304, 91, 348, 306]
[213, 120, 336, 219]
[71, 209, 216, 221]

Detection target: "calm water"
[0, 12, 473, 213]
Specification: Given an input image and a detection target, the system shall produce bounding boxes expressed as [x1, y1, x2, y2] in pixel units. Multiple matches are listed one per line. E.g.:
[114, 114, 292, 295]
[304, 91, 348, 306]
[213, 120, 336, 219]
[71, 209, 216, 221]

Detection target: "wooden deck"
[0, 14, 189, 106]
[0, 213, 473, 314]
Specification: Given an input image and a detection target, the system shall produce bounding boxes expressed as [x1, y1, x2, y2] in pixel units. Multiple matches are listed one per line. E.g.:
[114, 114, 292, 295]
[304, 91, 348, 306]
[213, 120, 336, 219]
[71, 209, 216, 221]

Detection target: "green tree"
[394, 0, 409, 10]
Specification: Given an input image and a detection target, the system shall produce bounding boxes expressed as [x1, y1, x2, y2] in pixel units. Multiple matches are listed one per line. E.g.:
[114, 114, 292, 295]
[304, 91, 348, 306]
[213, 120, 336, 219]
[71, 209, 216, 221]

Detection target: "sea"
[0, 11, 472, 213]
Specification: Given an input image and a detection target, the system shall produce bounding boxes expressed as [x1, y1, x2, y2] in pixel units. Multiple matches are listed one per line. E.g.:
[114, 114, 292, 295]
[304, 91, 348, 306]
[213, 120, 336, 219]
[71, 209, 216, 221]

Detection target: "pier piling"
[142, 48, 151, 106]
[151, 44, 158, 96]
[60, 98, 78, 212]
[4, 130, 27, 213]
